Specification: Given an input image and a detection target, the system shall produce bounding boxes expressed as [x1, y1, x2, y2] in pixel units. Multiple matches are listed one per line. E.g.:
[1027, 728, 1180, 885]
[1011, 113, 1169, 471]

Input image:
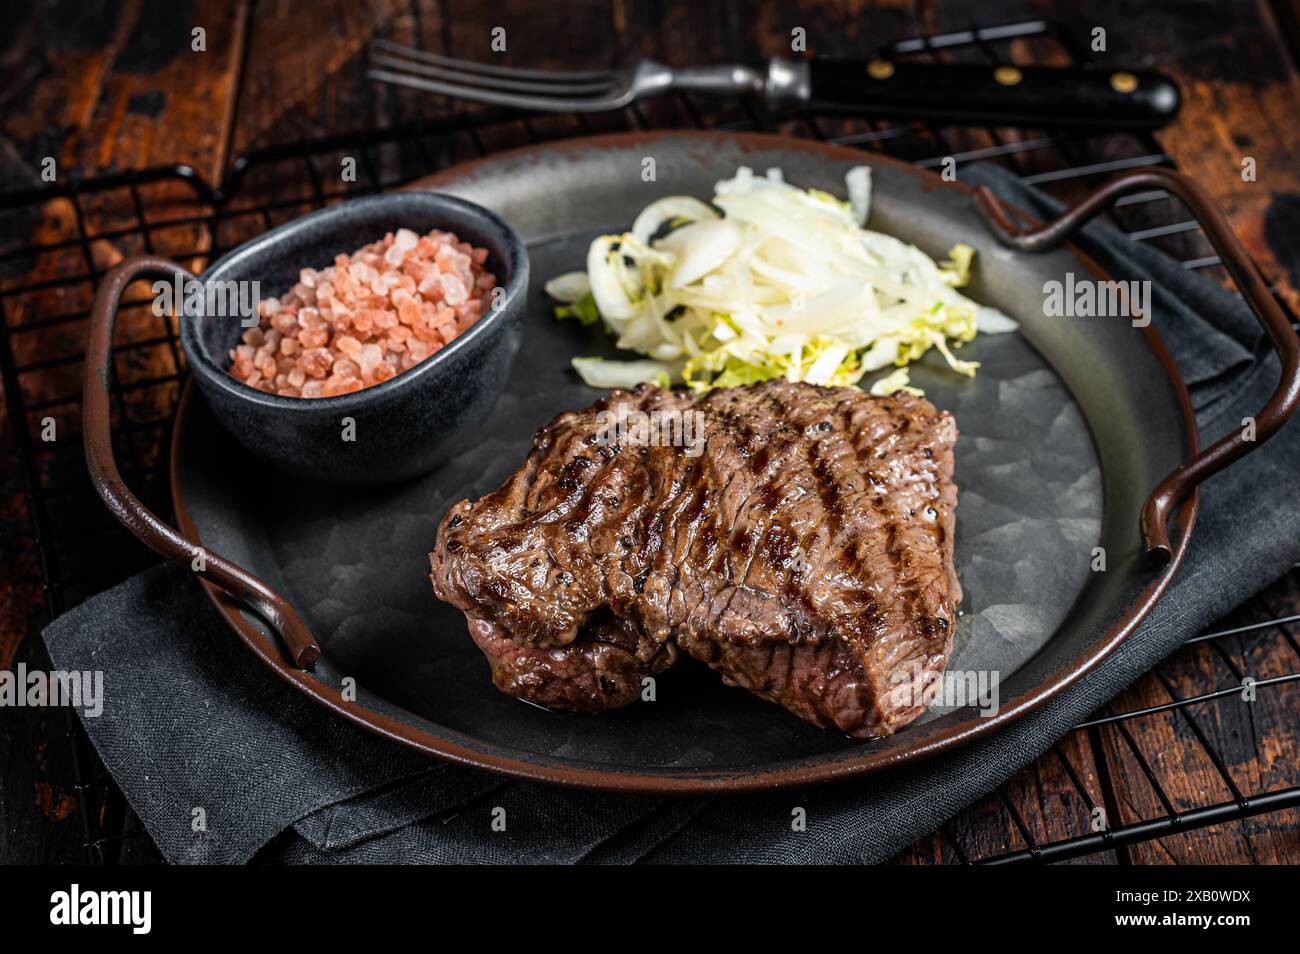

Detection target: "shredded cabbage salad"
[545, 166, 1018, 395]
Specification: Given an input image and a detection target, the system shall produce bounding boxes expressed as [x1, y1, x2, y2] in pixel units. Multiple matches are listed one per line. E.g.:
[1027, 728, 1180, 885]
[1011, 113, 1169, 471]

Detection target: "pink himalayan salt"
[228, 226, 497, 396]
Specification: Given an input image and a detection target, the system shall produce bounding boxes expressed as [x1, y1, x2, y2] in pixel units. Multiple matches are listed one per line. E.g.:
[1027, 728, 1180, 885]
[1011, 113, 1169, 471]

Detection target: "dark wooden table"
[1, 0, 1298, 864]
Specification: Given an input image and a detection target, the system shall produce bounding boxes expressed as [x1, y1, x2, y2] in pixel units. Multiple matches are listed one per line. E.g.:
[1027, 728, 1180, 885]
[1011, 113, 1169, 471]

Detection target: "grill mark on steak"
[803, 436, 875, 639]
[430, 379, 959, 738]
[729, 390, 801, 590]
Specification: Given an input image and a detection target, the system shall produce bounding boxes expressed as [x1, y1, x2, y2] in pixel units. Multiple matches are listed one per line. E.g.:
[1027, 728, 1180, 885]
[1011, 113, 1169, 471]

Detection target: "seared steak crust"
[430, 379, 959, 737]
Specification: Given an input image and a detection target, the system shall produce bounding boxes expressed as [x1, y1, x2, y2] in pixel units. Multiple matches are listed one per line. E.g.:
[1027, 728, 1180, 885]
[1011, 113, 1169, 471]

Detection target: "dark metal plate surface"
[171, 132, 1197, 791]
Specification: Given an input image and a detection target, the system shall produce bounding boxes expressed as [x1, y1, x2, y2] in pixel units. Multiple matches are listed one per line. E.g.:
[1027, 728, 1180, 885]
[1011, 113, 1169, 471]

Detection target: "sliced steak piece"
[430, 379, 959, 737]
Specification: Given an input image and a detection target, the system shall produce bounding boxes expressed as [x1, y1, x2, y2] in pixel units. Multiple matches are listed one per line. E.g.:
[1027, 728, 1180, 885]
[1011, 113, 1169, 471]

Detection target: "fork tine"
[365, 67, 632, 113]
[371, 39, 617, 84]
[370, 51, 620, 97]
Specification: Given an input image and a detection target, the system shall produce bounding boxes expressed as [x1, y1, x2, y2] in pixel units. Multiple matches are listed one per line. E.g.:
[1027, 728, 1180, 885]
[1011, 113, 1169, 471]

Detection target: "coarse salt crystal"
[439, 273, 468, 305]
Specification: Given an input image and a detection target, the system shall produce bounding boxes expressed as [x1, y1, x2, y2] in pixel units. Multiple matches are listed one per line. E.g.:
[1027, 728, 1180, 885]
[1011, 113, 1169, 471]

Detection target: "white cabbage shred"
[548, 165, 1018, 394]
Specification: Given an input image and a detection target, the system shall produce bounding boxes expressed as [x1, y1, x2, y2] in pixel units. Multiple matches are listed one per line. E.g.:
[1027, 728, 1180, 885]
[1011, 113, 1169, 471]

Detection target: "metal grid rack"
[2, 19, 1297, 864]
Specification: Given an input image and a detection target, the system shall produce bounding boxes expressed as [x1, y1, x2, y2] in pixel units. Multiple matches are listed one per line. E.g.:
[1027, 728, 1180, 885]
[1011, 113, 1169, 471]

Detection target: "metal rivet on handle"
[1110, 71, 1139, 93]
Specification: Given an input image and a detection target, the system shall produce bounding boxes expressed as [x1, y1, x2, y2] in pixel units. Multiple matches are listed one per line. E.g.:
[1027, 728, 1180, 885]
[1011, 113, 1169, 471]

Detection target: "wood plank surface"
[0, 0, 250, 865]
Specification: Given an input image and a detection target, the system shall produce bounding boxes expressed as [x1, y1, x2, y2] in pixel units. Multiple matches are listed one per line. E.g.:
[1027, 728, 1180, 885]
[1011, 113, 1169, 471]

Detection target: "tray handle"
[84, 255, 322, 669]
[974, 167, 1300, 567]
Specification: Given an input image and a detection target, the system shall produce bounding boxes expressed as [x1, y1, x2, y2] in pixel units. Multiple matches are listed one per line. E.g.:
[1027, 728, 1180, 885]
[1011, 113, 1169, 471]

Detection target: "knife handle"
[805, 59, 1180, 128]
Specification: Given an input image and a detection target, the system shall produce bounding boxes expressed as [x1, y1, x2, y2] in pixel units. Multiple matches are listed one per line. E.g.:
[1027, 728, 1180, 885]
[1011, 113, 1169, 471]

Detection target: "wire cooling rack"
[2, 19, 1297, 864]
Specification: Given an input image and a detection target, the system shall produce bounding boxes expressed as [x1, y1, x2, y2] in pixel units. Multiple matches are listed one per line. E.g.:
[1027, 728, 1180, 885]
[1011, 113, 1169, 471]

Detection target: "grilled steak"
[430, 379, 960, 738]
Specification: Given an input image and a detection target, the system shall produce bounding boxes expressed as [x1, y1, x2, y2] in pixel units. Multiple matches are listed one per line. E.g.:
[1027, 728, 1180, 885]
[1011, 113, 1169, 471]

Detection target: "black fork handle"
[807, 60, 1180, 128]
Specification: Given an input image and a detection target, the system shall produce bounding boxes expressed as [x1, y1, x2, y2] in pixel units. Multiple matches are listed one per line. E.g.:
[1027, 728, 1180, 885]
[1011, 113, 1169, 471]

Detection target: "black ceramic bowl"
[178, 192, 527, 485]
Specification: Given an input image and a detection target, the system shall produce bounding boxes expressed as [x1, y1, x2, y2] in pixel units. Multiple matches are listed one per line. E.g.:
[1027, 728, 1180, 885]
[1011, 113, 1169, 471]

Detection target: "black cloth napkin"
[43, 164, 1299, 863]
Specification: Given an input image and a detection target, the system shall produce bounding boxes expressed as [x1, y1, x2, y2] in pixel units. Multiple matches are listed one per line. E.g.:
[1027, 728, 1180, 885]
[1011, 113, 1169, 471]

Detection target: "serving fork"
[368, 39, 1180, 128]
